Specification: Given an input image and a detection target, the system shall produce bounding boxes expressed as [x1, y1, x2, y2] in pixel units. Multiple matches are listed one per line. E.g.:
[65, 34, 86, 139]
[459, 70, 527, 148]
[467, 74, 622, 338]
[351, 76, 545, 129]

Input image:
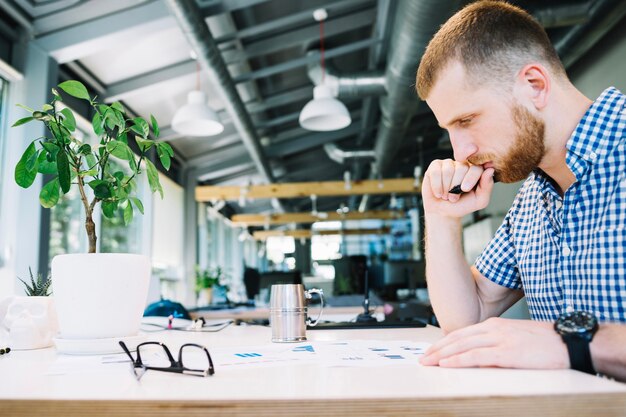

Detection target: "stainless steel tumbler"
[269, 284, 324, 343]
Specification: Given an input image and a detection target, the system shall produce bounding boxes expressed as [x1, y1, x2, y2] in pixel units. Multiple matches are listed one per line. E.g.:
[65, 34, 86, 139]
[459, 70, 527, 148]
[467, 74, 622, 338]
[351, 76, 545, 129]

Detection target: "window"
[0, 77, 7, 218]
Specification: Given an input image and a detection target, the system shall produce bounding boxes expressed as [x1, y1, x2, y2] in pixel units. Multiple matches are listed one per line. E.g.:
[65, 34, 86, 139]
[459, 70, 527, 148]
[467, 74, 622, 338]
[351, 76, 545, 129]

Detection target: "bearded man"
[416, 0, 626, 380]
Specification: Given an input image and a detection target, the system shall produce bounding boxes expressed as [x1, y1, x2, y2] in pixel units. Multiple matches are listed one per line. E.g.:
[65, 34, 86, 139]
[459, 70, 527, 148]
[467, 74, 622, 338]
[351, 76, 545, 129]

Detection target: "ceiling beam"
[253, 226, 391, 240]
[196, 178, 419, 201]
[265, 122, 362, 158]
[232, 210, 404, 226]
[232, 38, 380, 84]
[213, 0, 375, 44]
[224, 8, 376, 65]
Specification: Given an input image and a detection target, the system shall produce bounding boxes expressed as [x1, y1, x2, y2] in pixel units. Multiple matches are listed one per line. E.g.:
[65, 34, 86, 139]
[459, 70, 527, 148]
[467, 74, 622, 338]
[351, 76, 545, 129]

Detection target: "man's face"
[426, 61, 546, 183]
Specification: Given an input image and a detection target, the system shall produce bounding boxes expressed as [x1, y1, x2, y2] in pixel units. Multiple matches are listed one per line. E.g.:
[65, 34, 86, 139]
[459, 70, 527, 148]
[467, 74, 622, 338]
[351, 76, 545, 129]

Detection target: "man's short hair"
[416, 0, 567, 100]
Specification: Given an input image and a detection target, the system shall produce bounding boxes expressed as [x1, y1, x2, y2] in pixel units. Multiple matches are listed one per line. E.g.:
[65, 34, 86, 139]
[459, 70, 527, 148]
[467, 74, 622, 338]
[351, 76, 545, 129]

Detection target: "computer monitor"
[383, 260, 425, 290]
[258, 271, 303, 292]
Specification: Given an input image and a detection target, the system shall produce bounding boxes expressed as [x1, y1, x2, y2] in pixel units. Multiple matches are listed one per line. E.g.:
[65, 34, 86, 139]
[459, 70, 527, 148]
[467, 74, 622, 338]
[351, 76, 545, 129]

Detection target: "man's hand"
[421, 159, 495, 218]
[420, 318, 570, 369]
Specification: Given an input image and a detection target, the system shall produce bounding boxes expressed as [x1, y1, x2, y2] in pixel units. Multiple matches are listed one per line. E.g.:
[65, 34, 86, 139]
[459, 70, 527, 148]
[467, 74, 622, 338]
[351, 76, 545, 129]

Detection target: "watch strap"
[564, 335, 595, 374]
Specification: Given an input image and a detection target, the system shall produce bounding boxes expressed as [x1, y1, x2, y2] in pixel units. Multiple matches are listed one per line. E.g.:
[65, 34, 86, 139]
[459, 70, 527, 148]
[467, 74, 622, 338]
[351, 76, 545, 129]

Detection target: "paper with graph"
[211, 340, 431, 369]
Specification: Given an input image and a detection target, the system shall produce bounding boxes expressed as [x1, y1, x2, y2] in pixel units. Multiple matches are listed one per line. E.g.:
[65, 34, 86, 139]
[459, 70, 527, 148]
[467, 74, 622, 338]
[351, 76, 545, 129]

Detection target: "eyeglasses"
[119, 341, 215, 380]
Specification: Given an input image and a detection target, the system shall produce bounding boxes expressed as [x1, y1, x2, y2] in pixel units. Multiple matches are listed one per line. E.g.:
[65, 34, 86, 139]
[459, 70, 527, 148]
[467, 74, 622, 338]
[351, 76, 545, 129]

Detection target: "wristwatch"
[554, 311, 599, 374]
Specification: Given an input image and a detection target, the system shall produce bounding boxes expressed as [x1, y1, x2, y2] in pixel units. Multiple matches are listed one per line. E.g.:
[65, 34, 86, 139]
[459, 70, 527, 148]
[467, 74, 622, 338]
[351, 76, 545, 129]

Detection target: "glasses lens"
[179, 344, 212, 372]
[138, 344, 173, 368]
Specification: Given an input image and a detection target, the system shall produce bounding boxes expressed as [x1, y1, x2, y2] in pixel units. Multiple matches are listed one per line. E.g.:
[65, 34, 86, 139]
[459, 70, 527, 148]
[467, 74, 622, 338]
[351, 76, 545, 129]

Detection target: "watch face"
[555, 311, 598, 335]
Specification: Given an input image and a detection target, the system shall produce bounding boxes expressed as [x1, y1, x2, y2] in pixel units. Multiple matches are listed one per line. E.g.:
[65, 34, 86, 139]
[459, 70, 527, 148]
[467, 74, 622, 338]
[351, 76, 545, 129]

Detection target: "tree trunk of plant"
[85, 215, 97, 253]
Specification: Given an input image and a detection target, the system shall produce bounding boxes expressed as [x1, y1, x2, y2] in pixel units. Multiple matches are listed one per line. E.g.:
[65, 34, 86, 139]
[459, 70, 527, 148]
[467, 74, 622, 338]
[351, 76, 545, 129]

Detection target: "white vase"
[51, 253, 150, 339]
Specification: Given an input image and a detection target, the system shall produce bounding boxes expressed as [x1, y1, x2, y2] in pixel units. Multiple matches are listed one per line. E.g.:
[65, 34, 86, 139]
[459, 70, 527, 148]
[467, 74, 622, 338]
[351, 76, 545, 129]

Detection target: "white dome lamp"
[299, 9, 351, 132]
[172, 59, 224, 137]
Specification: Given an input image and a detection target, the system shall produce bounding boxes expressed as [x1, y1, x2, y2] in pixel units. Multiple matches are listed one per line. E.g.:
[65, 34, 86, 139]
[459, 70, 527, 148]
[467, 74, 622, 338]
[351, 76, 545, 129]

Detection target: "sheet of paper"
[210, 340, 431, 369]
[45, 339, 431, 375]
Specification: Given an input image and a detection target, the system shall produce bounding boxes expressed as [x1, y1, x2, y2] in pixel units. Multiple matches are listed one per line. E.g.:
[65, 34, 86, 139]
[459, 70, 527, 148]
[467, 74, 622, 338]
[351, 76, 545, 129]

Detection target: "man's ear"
[515, 64, 550, 110]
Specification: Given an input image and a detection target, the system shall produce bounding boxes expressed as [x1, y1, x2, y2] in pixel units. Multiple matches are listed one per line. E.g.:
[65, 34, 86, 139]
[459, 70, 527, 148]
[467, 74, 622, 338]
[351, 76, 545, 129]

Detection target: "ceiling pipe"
[306, 57, 387, 100]
[324, 143, 375, 165]
[165, 0, 275, 185]
[551, 0, 626, 69]
[166, 0, 285, 214]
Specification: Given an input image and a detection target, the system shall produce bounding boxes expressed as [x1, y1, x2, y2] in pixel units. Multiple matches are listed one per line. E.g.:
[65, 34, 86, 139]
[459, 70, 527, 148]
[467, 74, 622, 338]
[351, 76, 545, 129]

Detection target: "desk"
[1, 325, 625, 417]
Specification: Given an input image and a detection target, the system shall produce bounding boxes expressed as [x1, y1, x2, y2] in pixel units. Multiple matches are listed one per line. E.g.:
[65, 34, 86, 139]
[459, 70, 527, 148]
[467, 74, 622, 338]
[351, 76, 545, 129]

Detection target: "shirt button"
[589, 152, 597, 160]
[555, 200, 562, 209]
[562, 245, 571, 256]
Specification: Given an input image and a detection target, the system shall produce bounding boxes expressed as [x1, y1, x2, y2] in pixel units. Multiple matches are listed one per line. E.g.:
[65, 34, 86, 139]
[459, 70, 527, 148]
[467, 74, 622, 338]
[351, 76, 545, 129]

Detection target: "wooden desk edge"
[3, 392, 626, 417]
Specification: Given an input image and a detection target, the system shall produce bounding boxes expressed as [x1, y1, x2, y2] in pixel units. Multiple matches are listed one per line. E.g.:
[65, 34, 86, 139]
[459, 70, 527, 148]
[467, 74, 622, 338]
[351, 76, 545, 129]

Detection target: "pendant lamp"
[172, 61, 224, 137]
[299, 9, 351, 131]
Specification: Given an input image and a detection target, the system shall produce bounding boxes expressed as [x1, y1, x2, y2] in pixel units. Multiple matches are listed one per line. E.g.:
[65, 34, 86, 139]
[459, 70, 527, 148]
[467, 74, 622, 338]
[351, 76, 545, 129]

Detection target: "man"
[415, 0, 625, 380]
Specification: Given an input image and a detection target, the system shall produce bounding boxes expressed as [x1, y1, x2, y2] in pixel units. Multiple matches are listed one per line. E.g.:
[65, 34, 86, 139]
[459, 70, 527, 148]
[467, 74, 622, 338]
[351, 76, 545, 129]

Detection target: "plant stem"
[76, 167, 97, 253]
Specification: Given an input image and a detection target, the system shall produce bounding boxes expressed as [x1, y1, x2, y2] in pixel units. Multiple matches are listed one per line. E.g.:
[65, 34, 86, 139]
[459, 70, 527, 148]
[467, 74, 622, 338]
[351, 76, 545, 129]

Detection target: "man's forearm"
[425, 214, 481, 331]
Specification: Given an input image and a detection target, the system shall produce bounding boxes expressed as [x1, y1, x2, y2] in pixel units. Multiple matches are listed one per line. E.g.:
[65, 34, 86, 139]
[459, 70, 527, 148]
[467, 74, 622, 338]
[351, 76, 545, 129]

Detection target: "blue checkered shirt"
[475, 87, 626, 322]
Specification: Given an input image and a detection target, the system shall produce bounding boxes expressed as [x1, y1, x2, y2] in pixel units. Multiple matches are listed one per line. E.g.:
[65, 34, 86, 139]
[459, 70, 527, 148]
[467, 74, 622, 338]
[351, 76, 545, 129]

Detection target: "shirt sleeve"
[474, 210, 522, 290]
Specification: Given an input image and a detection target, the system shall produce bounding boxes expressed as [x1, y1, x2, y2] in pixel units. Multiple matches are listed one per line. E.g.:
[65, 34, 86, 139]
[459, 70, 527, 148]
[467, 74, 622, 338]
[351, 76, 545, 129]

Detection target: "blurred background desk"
[1, 325, 625, 417]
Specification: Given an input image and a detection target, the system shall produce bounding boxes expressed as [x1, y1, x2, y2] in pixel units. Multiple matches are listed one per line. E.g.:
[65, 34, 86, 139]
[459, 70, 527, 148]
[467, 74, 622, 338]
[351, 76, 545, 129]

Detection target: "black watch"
[554, 311, 599, 374]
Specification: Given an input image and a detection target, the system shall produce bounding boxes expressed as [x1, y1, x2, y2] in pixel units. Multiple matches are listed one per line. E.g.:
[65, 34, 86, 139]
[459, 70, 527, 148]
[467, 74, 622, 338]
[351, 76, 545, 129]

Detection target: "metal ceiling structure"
[1, 0, 625, 218]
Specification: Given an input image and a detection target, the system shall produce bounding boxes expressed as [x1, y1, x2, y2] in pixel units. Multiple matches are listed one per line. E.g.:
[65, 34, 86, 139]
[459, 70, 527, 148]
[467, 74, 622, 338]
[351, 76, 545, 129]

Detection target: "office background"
[0, 0, 624, 311]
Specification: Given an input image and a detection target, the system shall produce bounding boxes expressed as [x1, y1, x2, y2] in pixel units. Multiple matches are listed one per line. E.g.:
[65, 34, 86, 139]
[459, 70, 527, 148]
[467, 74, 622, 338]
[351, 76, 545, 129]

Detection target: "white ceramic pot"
[51, 253, 150, 339]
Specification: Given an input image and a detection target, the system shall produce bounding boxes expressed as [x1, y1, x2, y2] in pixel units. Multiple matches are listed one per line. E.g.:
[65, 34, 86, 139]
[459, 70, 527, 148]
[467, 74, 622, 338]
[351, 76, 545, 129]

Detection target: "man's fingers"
[460, 165, 484, 192]
[438, 347, 500, 368]
[420, 333, 498, 366]
[475, 167, 495, 207]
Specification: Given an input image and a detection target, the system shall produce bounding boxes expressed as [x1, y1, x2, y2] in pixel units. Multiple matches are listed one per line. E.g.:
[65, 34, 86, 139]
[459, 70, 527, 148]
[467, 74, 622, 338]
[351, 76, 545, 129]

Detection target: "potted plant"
[12, 80, 173, 343]
[195, 266, 223, 306]
[0, 268, 58, 350]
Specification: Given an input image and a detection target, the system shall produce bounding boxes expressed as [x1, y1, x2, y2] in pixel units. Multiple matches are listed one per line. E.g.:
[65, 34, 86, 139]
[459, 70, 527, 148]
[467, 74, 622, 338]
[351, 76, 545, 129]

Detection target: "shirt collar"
[566, 87, 626, 180]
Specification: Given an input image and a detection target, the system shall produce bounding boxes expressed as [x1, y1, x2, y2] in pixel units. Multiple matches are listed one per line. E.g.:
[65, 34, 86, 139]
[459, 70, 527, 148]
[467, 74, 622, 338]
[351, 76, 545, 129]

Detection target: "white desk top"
[1, 324, 625, 417]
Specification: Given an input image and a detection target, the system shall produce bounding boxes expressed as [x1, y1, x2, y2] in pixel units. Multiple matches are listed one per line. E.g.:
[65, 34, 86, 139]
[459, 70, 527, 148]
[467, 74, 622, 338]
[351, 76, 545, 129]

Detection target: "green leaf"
[123, 200, 134, 225]
[157, 149, 171, 171]
[159, 142, 174, 157]
[16, 103, 35, 113]
[41, 141, 58, 154]
[88, 179, 112, 199]
[104, 108, 124, 131]
[92, 112, 103, 136]
[39, 178, 60, 208]
[60, 108, 76, 132]
[113, 171, 125, 183]
[106, 140, 133, 161]
[37, 152, 57, 174]
[32, 111, 49, 121]
[56, 149, 71, 193]
[130, 197, 144, 215]
[101, 201, 118, 218]
[58, 80, 90, 100]
[145, 159, 163, 198]
[85, 153, 98, 170]
[150, 115, 160, 138]
[51, 88, 62, 101]
[135, 137, 153, 152]
[131, 118, 149, 138]
[117, 131, 128, 144]
[78, 144, 92, 155]
[110, 102, 124, 113]
[26, 147, 39, 172]
[11, 116, 34, 127]
[15, 141, 38, 188]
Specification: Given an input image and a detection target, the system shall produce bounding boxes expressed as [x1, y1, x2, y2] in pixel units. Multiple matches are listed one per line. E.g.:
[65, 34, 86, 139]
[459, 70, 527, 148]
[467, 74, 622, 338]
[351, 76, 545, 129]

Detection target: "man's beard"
[468, 103, 545, 183]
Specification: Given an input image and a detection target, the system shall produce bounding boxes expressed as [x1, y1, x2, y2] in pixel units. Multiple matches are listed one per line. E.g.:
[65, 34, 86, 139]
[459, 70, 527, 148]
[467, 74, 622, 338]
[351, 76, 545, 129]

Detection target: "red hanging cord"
[319, 18, 325, 84]
[196, 60, 201, 91]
